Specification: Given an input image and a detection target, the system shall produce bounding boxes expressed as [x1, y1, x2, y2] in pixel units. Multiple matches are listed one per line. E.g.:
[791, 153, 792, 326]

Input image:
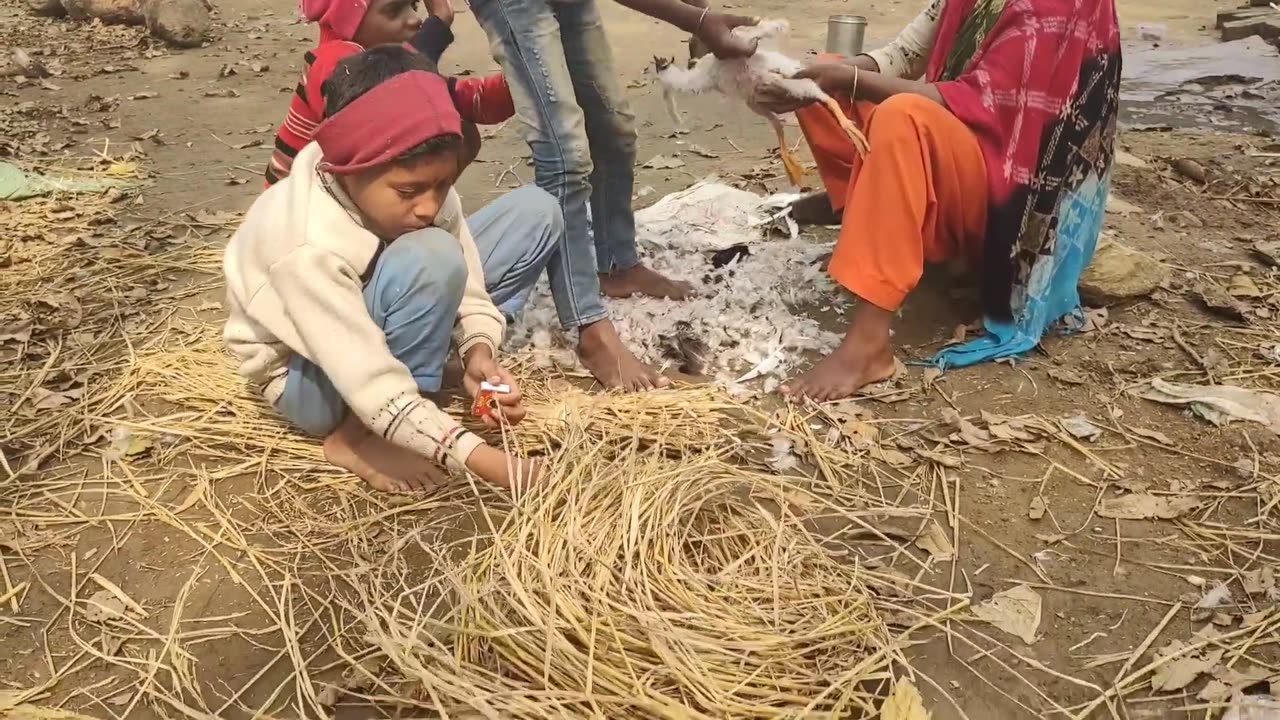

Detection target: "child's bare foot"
[781, 302, 897, 402]
[323, 416, 446, 493]
[578, 320, 670, 391]
[599, 264, 694, 300]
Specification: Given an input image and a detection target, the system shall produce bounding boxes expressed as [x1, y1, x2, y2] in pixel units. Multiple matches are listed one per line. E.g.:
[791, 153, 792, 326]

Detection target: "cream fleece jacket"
[865, 0, 945, 81]
[222, 142, 504, 470]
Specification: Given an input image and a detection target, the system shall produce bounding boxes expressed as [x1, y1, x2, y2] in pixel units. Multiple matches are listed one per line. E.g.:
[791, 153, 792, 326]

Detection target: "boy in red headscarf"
[228, 47, 558, 493]
[265, 0, 514, 186]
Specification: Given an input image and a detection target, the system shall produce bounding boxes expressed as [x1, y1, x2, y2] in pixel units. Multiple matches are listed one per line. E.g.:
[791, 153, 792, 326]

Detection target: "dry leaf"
[83, 589, 126, 623]
[881, 678, 931, 720]
[1098, 493, 1202, 520]
[1131, 426, 1174, 446]
[1196, 282, 1250, 322]
[1049, 367, 1087, 385]
[1150, 640, 1223, 692]
[914, 448, 961, 468]
[1035, 533, 1068, 544]
[1120, 325, 1166, 342]
[1242, 567, 1275, 596]
[641, 154, 685, 170]
[973, 585, 1042, 644]
[1199, 680, 1233, 703]
[1251, 240, 1280, 268]
[689, 144, 719, 158]
[1229, 274, 1264, 299]
[915, 521, 954, 562]
[871, 446, 914, 467]
[1028, 496, 1047, 520]
[1062, 415, 1103, 441]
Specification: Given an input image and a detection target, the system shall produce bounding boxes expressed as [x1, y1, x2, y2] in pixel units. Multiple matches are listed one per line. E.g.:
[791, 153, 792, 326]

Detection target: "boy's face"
[342, 150, 460, 241]
[353, 0, 422, 47]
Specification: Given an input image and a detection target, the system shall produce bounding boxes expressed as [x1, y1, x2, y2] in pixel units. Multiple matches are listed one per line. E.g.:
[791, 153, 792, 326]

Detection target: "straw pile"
[76, 325, 916, 718]
[361, 399, 900, 718]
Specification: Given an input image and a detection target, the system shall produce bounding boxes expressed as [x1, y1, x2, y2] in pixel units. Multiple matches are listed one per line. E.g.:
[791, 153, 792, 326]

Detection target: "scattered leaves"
[973, 585, 1042, 644]
[641, 154, 685, 170]
[1098, 493, 1202, 520]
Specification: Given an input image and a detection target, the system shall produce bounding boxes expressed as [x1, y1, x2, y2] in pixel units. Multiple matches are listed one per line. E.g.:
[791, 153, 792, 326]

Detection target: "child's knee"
[509, 185, 565, 237]
[381, 229, 468, 297]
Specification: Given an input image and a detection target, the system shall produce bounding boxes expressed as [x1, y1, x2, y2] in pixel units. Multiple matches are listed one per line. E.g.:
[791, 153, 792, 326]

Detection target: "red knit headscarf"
[300, 0, 369, 43]
[314, 70, 462, 175]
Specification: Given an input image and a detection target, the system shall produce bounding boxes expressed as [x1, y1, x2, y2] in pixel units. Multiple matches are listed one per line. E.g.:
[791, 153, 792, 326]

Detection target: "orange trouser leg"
[795, 93, 988, 312]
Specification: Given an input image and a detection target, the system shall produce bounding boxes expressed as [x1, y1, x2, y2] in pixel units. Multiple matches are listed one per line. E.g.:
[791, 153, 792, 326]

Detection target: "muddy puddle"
[1122, 36, 1280, 135]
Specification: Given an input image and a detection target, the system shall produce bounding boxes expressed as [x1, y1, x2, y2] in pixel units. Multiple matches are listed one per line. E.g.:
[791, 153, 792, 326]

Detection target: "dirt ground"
[4, 0, 1280, 718]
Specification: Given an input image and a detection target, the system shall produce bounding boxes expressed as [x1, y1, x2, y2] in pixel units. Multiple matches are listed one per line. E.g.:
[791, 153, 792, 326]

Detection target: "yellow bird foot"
[780, 146, 806, 186]
[820, 96, 870, 157]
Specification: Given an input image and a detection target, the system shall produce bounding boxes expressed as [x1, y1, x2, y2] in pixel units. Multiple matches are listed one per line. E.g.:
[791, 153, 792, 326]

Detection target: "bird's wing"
[766, 77, 826, 103]
[735, 18, 789, 44]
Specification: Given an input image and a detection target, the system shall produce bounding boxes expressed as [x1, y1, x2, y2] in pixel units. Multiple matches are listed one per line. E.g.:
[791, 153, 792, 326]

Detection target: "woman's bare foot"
[781, 302, 898, 402]
[577, 320, 670, 391]
[323, 416, 447, 493]
[599, 264, 694, 300]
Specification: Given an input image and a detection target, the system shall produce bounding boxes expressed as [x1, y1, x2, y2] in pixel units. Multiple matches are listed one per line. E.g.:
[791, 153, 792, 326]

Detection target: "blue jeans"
[470, 0, 638, 329]
[277, 186, 563, 437]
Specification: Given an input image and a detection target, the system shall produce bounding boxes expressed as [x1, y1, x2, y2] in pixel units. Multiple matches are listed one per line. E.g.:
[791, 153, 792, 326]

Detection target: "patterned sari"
[929, 0, 1121, 369]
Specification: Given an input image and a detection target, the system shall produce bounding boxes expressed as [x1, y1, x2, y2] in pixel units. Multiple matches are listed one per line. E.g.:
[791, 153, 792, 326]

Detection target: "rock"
[27, 0, 67, 16]
[1079, 240, 1167, 306]
[1172, 158, 1208, 184]
[143, 0, 211, 48]
[62, 0, 143, 24]
[1106, 193, 1143, 215]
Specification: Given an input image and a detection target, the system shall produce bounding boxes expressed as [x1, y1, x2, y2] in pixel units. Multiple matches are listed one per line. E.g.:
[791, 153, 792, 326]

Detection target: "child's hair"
[322, 45, 462, 163]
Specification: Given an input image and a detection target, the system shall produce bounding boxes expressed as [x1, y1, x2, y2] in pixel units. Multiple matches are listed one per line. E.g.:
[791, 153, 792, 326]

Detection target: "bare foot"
[323, 416, 447, 493]
[578, 320, 670, 391]
[781, 302, 898, 402]
[599, 264, 694, 300]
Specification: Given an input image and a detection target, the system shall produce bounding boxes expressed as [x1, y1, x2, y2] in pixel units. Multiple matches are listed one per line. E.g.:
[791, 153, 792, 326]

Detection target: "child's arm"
[611, 0, 758, 58]
[409, 14, 454, 65]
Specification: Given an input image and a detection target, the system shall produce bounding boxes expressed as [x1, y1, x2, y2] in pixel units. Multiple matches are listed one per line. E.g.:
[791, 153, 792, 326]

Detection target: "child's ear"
[320, 78, 336, 117]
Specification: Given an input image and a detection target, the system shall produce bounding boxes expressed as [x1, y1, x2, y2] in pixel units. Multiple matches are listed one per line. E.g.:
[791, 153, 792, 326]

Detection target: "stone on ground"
[61, 0, 144, 24]
[1079, 239, 1168, 306]
[27, 0, 67, 16]
[143, 0, 211, 48]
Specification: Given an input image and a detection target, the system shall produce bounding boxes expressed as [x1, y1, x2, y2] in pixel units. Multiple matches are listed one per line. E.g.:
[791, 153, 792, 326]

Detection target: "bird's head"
[652, 56, 675, 74]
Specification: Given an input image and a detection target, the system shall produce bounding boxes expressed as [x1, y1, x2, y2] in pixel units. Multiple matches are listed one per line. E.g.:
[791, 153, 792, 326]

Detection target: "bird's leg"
[817, 92, 870, 157]
[767, 113, 806, 186]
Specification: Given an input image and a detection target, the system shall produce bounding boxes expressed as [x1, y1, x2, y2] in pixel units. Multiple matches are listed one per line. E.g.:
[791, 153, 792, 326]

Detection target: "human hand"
[466, 444, 542, 491]
[696, 12, 759, 59]
[463, 347, 527, 428]
[795, 62, 861, 96]
[424, 0, 455, 27]
[751, 78, 820, 114]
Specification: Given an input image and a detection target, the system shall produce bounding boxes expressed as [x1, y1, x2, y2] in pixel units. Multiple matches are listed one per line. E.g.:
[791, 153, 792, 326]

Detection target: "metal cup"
[825, 15, 867, 58]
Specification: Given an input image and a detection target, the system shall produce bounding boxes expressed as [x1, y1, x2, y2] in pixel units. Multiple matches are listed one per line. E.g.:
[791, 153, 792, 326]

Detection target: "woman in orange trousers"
[754, 0, 1121, 401]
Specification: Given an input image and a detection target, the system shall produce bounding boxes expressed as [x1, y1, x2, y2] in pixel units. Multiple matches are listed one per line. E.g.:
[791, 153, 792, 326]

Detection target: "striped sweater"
[265, 17, 515, 187]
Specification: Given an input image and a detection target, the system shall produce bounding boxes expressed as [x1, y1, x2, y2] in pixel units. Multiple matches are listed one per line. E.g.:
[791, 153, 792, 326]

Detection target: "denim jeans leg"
[467, 185, 564, 320]
[554, 0, 641, 274]
[469, 0, 609, 330]
[276, 230, 468, 436]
